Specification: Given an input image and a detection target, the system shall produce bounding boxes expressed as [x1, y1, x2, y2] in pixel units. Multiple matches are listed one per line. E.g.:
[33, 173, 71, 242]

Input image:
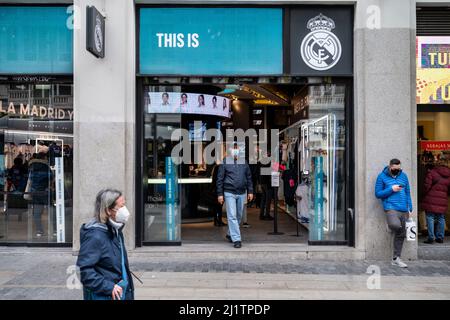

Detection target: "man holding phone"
[375, 159, 413, 268]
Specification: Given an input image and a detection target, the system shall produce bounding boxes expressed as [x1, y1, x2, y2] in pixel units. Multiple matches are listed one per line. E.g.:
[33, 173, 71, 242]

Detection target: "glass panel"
[300, 84, 346, 242]
[144, 86, 182, 242]
[0, 83, 73, 244]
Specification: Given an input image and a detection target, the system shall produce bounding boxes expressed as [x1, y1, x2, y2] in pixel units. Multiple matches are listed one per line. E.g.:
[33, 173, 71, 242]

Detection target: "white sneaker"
[391, 257, 408, 268]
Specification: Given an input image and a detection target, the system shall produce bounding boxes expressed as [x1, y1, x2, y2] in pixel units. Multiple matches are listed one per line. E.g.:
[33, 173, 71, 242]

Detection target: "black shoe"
[218, 221, 227, 226]
[423, 239, 434, 244]
[226, 235, 232, 243]
[436, 238, 444, 244]
[233, 241, 242, 248]
[263, 215, 274, 221]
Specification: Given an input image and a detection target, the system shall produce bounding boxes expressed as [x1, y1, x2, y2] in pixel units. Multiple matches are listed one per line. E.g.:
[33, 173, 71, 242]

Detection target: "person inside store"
[421, 159, 450, 244]
[375, 158, 413, 268]
[76, 189, 134, 300]
[7, 157, 28, 192]
[217, 143, 254, 248]
[198, 94, 205, 107]
[259, 151, 275, 221]
[26, 152, 52, 237]
[211, 159, 227, 227]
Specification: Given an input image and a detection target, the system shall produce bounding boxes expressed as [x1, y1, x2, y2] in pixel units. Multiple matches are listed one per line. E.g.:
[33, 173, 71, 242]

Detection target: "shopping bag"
[406, 218, 417, 241]
[23, 179, 32, 201]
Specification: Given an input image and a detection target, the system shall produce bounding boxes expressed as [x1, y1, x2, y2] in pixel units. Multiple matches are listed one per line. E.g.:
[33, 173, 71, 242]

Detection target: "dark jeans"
[260, 185, 274, 218]
[386, 210, 408, 259]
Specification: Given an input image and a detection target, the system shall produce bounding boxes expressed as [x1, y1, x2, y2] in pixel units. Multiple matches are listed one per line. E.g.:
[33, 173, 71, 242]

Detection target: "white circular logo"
[300, 14, 342, 71]
[94, 15, 103, 53]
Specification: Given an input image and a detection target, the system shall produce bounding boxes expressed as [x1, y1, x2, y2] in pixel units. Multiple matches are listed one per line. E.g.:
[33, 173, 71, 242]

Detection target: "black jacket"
[217, 157, 254, 196]
[76, 220, 134, 300]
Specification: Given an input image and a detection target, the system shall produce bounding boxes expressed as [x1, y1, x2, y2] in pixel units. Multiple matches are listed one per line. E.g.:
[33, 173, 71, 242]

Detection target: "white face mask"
[115, 206, 131, 224]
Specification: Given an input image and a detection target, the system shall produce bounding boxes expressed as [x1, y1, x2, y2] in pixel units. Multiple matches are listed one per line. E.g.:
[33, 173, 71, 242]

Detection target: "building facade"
[1, 0, 448, 261]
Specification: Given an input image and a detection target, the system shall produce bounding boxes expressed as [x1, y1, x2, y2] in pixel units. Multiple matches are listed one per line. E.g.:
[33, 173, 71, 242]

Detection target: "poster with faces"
[147, 92, 231, 117]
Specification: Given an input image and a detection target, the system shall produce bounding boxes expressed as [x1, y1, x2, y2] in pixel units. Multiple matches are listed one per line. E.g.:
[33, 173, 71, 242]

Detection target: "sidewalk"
[0, 249, 449, 300]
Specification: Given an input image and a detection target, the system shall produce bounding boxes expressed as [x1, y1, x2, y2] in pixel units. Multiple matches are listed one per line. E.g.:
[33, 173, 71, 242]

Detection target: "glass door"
[142, 89, 182, 244]
[300, 84, 347, 243]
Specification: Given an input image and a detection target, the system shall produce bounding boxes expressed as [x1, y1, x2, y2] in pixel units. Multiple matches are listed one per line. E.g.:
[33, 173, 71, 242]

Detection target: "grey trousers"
[385, 210, 408, 259]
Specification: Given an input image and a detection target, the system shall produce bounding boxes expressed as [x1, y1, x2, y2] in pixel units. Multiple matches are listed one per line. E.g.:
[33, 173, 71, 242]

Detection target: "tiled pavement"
[1, 249, 450, 300]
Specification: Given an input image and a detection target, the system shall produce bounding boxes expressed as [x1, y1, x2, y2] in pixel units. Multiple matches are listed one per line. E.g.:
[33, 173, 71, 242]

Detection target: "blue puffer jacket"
[76, 220, 134, 300]
[375, 166, 413, 213]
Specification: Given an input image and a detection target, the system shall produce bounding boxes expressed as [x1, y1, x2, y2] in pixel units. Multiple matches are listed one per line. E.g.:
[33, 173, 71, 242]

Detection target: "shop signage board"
[420, 140, 450, 151]
[55, 156, 65, 243]
[313, 156, 324, 241]
[86, 6, 105, 59]
[165, 157, 178, 241]
[0, 6, 73, 74]
[139, 8, 283, 75]
[289, 7, 353, 76]
[416, 36, 450, 104]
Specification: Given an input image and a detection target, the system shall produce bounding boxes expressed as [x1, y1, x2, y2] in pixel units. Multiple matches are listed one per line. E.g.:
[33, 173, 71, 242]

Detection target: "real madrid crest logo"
[300, 13, 342, 71]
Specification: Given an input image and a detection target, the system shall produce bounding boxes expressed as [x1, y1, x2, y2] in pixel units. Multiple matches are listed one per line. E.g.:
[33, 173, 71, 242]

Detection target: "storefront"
[416, 7, 450, 246]
[0, 5, 74, 246]
[135, 5, 355, 247]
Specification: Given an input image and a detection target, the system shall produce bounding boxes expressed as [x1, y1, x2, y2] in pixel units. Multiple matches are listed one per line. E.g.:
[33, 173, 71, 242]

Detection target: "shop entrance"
[136, 77, 353, 246]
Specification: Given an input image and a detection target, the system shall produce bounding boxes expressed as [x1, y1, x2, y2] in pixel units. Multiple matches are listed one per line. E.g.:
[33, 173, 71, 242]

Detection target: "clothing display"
[295, 183, 309, 219]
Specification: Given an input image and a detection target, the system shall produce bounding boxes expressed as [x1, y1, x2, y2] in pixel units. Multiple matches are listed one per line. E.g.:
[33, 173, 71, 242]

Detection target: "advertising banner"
[313, 156, 324, 241]
[417, 36, 450, 104]
[420, 140, 450, 151]
[147, 92, 231, 117]
[139, 8, 283, 75]
[165, 157, 178, 241]
[55, 156, 65, 243]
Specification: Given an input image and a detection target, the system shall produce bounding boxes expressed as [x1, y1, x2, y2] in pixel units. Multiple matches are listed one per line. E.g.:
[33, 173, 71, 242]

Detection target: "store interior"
[417, 111, 450, 244]
[142, 78, 348, 245]
[0, 83, 74, 244]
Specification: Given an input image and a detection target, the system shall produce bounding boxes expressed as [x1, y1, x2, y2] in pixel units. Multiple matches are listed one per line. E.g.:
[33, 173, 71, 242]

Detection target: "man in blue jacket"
[217, 143, 254, 248]
[375, 158, 413, 268]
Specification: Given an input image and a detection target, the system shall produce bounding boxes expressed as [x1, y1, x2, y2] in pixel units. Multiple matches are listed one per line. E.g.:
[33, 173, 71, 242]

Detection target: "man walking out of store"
[217, 143, 254, 248]
[375, 158, 413, 268]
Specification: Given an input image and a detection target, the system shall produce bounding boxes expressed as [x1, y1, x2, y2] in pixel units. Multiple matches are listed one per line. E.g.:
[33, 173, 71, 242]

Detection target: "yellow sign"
[416, 36, 450, 104]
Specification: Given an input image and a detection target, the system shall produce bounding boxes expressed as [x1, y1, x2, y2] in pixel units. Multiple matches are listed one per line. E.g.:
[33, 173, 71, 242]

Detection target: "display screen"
[0, 6, 73, 74]
[147, 92, 231, 118]
[139, 8, 283, 75]
[417, 36, 450, 104]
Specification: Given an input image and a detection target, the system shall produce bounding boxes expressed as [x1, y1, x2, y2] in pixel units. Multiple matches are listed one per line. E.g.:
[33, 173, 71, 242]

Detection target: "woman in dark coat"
[76, 189, 134, 300]
[421, 164, 450, 244]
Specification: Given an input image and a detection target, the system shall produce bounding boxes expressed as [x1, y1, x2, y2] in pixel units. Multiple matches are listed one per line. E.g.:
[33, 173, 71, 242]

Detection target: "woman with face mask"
[76, 189, 135, 300]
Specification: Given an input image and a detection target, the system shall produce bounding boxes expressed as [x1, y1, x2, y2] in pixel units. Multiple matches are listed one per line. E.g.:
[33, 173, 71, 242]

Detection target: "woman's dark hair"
[389, 159, 401, 166]
[13, 157, 23, 166]
[212, 96, 217, 102]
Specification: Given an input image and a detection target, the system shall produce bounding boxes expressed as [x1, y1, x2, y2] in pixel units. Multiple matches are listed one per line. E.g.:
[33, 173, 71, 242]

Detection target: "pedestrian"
[217, 143, 254, 248]
[211, 160, 226, 227]
[76, 189, 134, 300]
[421, 161, 450, 244]
[375, 159, 413, 268]
[27, 152, 52, 237]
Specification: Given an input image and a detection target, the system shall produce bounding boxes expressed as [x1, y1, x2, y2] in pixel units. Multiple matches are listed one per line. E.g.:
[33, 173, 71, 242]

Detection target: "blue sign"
[313, 156, 324, 241]
[139, 8, 283, 75]
[165, 157, 178, 241]
[0, 6, 73, 74]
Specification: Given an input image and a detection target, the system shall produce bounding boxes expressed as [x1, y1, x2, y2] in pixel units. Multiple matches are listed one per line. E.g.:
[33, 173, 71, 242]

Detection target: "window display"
[0, 83, 73, 244]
